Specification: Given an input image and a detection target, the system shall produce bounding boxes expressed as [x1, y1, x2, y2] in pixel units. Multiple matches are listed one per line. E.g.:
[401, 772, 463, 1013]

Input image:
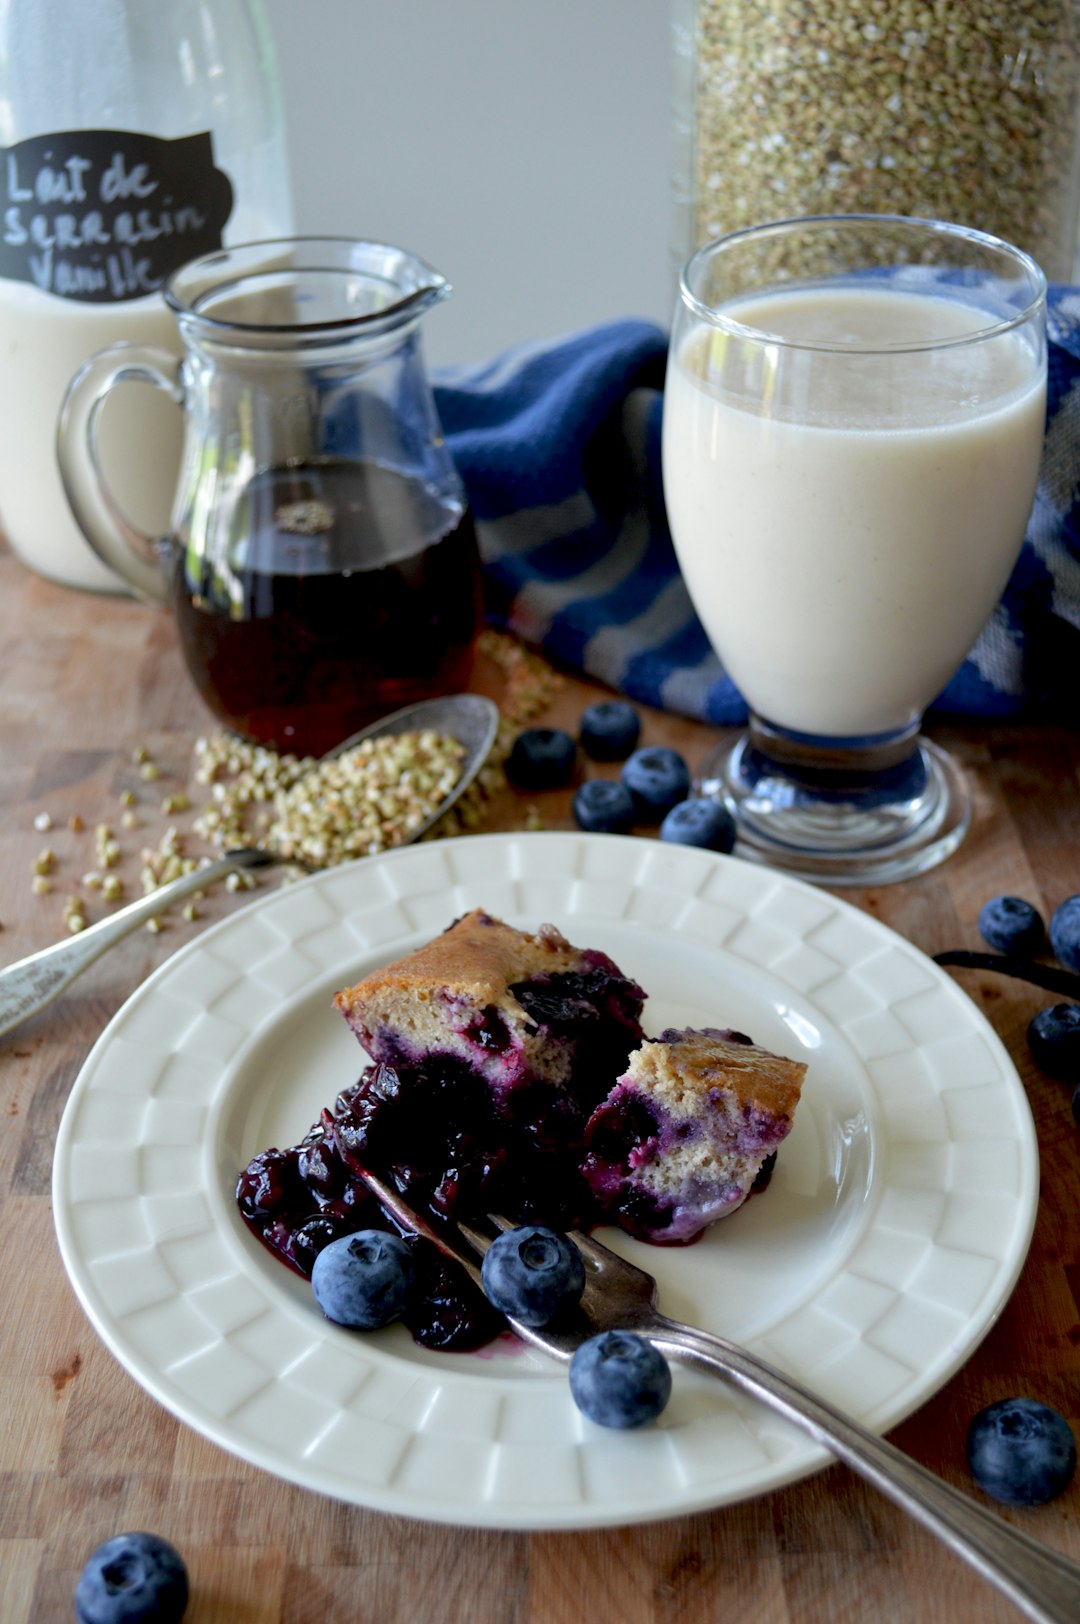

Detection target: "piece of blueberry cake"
[329, 909, 646, 1229]
[333, 908, 646, 1111]
[581, 1026, 807, 1244]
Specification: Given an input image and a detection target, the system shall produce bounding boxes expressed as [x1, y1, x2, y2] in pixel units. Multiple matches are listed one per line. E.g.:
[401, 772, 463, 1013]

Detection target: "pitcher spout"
[164, 237, 452, 341]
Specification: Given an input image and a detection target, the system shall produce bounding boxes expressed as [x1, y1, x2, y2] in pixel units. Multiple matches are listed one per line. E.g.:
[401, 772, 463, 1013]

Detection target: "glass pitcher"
[57, 237, 484, 757]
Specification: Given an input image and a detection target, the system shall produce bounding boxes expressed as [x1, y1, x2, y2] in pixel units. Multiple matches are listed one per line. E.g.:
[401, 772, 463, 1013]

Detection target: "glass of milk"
[661, 214, 1047, 885]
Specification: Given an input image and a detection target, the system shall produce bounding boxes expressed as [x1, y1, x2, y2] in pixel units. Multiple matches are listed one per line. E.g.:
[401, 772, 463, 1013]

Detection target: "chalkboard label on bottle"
[0, 128, 235, 302]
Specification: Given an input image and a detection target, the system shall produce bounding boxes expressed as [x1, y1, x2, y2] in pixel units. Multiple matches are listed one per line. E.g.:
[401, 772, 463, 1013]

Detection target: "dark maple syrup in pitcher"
[170, 457, 483, 757]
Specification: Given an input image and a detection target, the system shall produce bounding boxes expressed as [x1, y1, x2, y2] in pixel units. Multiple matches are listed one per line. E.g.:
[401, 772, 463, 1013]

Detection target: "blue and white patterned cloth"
[435, 288, 1080, 724]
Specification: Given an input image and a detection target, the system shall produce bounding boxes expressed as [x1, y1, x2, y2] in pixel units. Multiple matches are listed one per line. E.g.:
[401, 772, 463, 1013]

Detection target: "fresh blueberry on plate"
[1049, 894, 1080, 972]
[966, 1396, 1077, 1506]
[579, 701, 641, 762]
[977, 895, 1045, 957]
[311, 1229, 415, 1329]
[659, 797, 736, 852]
[1027, 1003, 1080, 1080]
[572, 778, 636, 834]
[569, 1329, 672, 1429]
[505, 728, 577, 791]
[480, 1225, 585, 1327]
[620, 747, 691, 821]
[75, 1531, 189, 1624]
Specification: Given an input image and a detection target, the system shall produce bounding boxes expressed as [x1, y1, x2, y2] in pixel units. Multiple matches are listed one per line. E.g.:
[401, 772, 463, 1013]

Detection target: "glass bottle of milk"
[0, 0, 293, 592]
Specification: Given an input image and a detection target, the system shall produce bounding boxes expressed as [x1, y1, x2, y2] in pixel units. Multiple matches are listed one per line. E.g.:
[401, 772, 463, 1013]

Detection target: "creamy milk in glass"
[662, 286, 1047, 738]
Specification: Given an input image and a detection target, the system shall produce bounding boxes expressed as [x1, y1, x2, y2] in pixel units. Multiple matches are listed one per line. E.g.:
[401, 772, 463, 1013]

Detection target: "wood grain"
[1, 539, 1077, 1623]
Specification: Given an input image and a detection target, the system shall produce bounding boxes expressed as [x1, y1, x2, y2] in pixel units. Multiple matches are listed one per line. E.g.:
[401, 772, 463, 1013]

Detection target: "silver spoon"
[0, 693, 499, 1039]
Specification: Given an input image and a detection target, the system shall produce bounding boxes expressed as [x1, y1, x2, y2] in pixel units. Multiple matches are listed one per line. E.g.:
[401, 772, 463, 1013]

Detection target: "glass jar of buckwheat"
[672, 0, 1080, 278]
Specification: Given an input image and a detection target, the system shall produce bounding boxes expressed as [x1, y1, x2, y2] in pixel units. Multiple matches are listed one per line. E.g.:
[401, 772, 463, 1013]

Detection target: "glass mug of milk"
[662, 215, 1047, 885]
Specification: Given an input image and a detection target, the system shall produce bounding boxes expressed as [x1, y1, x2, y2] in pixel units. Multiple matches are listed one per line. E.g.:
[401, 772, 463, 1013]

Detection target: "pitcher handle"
[56, 342, 184, 604]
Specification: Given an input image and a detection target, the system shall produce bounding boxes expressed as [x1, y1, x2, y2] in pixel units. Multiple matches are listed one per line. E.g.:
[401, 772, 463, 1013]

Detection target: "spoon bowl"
[0, 693, 500, 1038]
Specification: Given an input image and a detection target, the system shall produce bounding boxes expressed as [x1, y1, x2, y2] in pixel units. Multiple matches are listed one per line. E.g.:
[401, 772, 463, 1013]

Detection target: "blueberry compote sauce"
[236, 1052, 612, 1351]
[236, 1087, 504, 1352]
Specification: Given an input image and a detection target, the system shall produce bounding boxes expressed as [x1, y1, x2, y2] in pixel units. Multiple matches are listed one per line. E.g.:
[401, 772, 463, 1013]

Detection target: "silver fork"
[358, 1167, 1080, 1624]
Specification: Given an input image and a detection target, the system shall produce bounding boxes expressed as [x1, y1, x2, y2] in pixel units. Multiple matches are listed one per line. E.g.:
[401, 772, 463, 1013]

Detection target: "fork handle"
[0, 849, 280, 1039]
[655, 1319, 1080, 1624]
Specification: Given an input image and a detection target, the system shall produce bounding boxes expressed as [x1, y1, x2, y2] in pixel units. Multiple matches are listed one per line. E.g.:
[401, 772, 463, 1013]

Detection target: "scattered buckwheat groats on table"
[18, 632, 561, 937]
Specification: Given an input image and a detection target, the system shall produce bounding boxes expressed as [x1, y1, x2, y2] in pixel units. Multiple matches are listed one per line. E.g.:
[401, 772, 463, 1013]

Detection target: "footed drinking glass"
[662, 215, 1047, 885]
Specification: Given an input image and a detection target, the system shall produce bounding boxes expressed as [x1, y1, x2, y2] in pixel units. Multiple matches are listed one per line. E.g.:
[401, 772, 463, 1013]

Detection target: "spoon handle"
[0, 849, 281, 1038]
[656, 1318, 1080, 1624]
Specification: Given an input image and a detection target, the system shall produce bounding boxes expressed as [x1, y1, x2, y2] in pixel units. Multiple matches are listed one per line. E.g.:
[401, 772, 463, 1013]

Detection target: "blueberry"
[235, 1147, 302, 1221]
[75, 1531, 189, 1624]
[572, 778, 635, 834]
[1027, 1003, 1080, 1080]
[569, 1329, 672, 1429]
[579, 701, 641, 762]
[659, 797, 736, 853]
[505, 728, 577, 791]
[620, 747, 692, 820]
[977, 895, 1046, 957]
[311, 1229, 415, 1329]
[480, 1225, 585, 1327]
[1049, 894, 1080, 972]
[966, 1397, 1077, 1506]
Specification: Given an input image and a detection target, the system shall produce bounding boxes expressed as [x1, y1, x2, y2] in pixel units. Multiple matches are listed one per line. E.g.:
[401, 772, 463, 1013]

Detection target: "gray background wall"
[262, 1, 676, 366]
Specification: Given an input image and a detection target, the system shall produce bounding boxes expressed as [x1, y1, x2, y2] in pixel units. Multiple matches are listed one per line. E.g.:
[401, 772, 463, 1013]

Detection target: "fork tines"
[352, 1166, 607, 1287]
[353, 1164, 488, 1288]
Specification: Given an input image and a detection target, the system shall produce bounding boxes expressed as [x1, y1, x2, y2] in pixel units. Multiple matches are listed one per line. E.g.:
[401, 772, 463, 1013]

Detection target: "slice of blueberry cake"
[333, 908, 646, 1112]
[581, 1026, 807, 1244]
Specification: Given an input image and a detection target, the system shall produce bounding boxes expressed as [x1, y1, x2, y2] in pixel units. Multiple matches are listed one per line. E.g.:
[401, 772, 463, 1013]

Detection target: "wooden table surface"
[2, 538, 1078, 1623]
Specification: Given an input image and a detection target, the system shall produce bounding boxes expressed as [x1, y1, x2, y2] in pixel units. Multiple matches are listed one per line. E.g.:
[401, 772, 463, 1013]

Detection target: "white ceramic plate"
[53, 832, 1037, 1529]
